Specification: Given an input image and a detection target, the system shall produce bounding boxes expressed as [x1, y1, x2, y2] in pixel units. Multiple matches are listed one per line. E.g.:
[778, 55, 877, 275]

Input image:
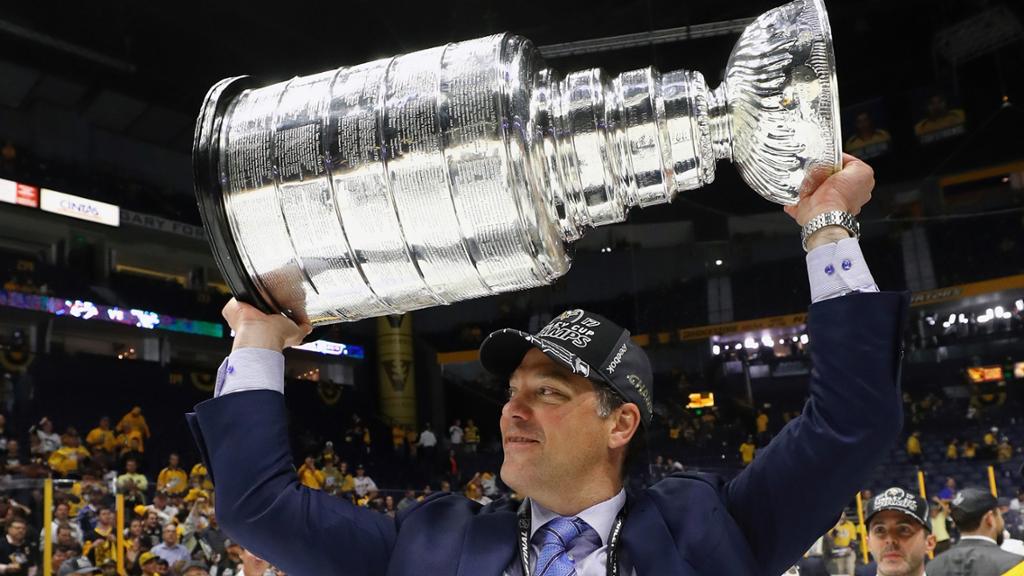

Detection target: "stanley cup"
[193, 0, 841, 325]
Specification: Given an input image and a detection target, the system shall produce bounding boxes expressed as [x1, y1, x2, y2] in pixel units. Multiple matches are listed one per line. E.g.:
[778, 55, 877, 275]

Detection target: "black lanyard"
[517, 499, 627, 576]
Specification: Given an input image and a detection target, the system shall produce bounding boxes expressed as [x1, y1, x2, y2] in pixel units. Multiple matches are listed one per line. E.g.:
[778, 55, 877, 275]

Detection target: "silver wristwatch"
[800, 210, 860, 252]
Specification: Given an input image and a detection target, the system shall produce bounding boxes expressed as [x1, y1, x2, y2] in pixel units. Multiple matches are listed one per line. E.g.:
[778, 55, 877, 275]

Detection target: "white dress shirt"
[503, 489, 633, 576]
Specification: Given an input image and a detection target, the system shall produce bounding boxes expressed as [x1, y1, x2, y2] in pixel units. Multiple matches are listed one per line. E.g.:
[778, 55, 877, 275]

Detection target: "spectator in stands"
[115, 457, 149, 502]
[828, 511, 857, 576]
[864, 488, 934, 576]
[189, 462, 213, 492]
[321, 458, 344, 495]
[353, 464, 377, 498]
[76, 488, 104, 533]
[297, 455, 324, 490]
[397, 490, 417, 512]
[997, 436, 1014, 463]
[3, 439, 25, 475]
[117, 434, 146, 475]
[211, 538, 242, 576]
[32, 417, 61, 456]
[464, 419, 479, 453]
[1000, 497, 1023, 542]
[1012, 488, 1024, 513]
[146, 492, 177, 526]
[335, 461, 355, 497]
[930, 497, 953, 555]
[49, 431, 92, 477]
[417, 423, 437, 474]
[945, 438, 959, 460]
[937, 477, 957, 501]
[117, 407, 151, 453]
[42, 502, 84, 547]
[981, 427, 1000, 460]
[54, 524, 78, 550]
[138, 551, 159, 576]
[756, 409, 770, 446]
[928, 488, 1023, 575]
[906, 430, 923, 465]
[157, 453, 188, 496]
[83, 506, 116, 566]
[0, 517, 36, 576]
[85, 417, 117, 468]
[141, 512, 162, 548]
[962, 440, 977, 459]
[152, 524, 190, 574]
[739, 435, 756, 467]
[448, 418, 463, 450]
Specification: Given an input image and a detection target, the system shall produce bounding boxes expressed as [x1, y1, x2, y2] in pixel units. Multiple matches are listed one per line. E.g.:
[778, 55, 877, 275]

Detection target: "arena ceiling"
[1, 0, 1021, 218]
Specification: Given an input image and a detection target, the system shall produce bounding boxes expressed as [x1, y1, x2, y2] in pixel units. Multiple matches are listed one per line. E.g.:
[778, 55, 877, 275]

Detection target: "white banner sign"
[119, 208, 206, 241]
[40, 188, 120, 227]
[0, 178, 14, 205]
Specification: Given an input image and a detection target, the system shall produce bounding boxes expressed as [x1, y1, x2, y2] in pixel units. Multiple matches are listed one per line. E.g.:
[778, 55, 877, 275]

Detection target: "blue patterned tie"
[533, 516, 589, 576]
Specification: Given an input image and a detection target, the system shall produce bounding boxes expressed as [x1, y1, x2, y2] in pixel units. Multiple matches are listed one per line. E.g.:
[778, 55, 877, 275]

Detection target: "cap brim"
[866, 506, 930, 531]
[479, 329, 539, 377]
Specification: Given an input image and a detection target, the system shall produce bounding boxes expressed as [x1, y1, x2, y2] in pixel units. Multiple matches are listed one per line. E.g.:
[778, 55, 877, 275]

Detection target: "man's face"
[163, 525, 178, 545]
[100, 417, 110, 429]
[102, 564, 118, 576]
[867, 511, 935, 576]
[6, 521, 26, 542]
[169, 454, 179, 467]
[145, 512, 158, 527]
[126, 459, 137, 473]
[55, 503, 69, 519]
[99, 508, 114, 526]
[500, 348, 628, 500]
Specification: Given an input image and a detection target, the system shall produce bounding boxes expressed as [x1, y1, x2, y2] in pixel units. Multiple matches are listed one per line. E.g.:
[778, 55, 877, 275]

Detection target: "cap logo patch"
[873, 488, 917, 510]
[606, 343, 628, 374]
[627, 374, 653, 415]
[539, 311, 602, 349]
[525, 335, 591, 378]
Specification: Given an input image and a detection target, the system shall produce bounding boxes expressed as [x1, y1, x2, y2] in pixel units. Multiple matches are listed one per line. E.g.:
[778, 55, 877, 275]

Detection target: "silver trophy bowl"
[193, 0, 840, 325]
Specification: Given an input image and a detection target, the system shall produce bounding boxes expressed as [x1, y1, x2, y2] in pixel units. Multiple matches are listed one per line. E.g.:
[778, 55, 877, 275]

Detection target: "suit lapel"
[622, 492, 698, 576]
[456, 508, 518, 576]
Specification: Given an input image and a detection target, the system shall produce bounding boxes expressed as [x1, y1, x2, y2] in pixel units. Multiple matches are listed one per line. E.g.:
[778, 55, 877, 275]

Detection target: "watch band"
[801, 210, 860, 252]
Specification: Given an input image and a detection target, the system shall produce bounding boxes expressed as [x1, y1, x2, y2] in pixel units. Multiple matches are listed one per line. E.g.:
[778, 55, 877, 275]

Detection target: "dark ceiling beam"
[0, 18, 136, 74]
[537, 16, 755, 58]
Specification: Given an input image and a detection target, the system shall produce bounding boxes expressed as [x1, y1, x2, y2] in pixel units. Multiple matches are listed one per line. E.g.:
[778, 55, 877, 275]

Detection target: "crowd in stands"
[0, 373, 1019, 575]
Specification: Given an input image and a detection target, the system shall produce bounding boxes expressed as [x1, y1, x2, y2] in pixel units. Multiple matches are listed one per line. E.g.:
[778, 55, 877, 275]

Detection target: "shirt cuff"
[214, 348, 286, 398]
[806, 237, 880, 303]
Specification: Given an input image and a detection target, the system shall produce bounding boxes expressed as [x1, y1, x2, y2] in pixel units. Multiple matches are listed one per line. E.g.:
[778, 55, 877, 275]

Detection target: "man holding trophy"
[187, 0, 909, 574]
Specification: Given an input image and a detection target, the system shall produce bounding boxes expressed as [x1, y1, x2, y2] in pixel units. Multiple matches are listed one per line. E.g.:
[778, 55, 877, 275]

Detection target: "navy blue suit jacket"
[187, 292, 909, 576]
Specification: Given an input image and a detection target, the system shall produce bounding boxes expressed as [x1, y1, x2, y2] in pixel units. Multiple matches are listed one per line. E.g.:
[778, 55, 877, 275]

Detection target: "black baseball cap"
[479, 309, 653, 427]
[866, 487, 930, 531]
[950, 488, 999, 526]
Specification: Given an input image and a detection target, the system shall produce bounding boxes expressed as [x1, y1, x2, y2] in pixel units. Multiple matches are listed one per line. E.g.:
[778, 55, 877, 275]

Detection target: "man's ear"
[608, 403, 641, 450]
